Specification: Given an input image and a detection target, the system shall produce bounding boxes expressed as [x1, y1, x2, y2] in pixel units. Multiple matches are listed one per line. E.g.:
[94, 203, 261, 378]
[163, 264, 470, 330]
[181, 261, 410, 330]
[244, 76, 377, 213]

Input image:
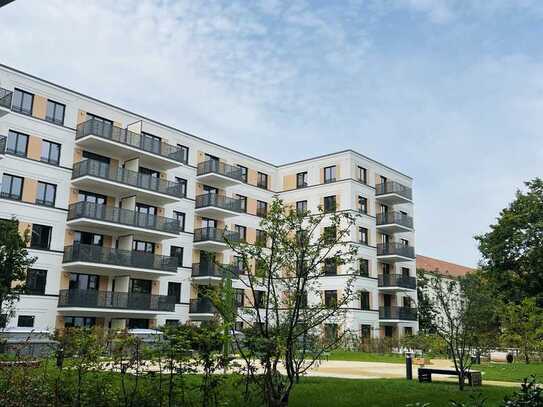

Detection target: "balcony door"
[129, 278, 152, 310]
[69, 273, 100, 307]
[202, 218, 217, 229]
[203, 185, 218, 194]
[200, 251, 215, 271]
[135, 203, 157, 228]
[383, 293, 392, 307]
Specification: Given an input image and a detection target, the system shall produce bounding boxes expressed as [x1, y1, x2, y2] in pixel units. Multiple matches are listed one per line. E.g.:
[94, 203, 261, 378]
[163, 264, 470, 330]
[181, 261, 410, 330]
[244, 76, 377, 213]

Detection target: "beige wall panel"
[197, 150, 205, 163]
[77, 110, 87, 125]
[64, 229, 75, 246]
[18, 222, 31, 241]
[247, 198, 257, 215]
[246, 228, 256, 245]
[73, 148, 83, 164]
[22, 179, 37, 204]
[151, 280, 159, 295]
[32, 95, 47, 119]
[60, 272, 70, 290]
[192, 250, 200, 263]
[248, 169, 257, 185]
[99, 276, 109, 291]
[27, 136, 41, 160]
[336, 163, 341, 179]
[106, 196, 116, 207]
[283, 174, 296, 190]
[55, 315, 65, 330]
[103, 236, 113, 248]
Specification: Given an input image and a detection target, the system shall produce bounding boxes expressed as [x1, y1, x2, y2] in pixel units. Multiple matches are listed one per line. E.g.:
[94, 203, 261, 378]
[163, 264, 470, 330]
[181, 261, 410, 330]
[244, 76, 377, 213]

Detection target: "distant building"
[416, 255, 473, 279]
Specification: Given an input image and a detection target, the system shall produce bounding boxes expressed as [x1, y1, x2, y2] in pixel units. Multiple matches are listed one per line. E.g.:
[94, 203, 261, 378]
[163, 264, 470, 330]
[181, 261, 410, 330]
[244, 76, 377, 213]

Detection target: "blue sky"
[2, 0, 543, 266]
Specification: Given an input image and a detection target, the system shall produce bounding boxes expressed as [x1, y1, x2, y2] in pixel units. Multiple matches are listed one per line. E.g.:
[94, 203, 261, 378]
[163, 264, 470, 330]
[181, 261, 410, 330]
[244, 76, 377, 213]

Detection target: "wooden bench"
[418, 368, 482, 386]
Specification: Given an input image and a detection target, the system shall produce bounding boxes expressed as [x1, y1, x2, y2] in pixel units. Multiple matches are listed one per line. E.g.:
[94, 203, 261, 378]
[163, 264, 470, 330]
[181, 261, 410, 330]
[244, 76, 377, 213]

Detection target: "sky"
[2, 0, 543, 267]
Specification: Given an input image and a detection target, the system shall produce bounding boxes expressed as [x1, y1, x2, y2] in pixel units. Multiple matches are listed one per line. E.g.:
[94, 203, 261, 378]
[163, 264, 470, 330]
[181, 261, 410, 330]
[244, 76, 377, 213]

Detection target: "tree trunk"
[458, 373, 465, 391]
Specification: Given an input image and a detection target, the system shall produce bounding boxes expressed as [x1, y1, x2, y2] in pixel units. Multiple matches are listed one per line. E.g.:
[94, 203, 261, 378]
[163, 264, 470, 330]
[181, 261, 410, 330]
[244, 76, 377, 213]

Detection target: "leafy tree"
[220, 198, 359, 406]
[476, 178, 543, 306]
[416, 269, 437, 333]
[0, 218, 36, 328]
[500, 298, 543, 364]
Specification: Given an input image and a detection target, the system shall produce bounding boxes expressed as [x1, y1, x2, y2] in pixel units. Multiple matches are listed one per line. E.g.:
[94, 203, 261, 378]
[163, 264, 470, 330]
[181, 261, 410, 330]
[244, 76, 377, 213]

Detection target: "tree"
[0, 218, 36, 329]
[476, 178, 543, 306]
[220, 198, 359, 406]
[416, 268, 437, 333]
[500, 298, 543, 364]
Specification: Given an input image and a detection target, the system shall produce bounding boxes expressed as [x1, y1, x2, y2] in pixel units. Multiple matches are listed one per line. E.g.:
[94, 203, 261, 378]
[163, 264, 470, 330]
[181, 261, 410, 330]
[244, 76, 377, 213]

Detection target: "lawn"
[328, 350, 405, 363]
[473, 362, 543, 383]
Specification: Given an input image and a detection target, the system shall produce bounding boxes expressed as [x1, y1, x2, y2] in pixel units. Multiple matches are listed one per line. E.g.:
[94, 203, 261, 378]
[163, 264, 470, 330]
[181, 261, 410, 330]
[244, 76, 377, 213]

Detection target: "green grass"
[328, 350, 406, 363]
[473, 362, 543, 383]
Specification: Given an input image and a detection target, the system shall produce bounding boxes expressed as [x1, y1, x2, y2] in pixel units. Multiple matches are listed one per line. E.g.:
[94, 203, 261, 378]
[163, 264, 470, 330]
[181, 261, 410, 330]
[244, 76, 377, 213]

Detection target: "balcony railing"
[0, 135, 6, 154]
[377, 242, 415, 259]
[375, 181, 412, 200]
[193, 227, 241, 244]
[76, 118, 187, 163]
[376, 211, 413, 229]
[197, 160, 244, 182]
[58, 289, 175, 312]
[378, 274, 417, 290]
[0, 88, 13, 110]
[191, 263, 241, 279]
[68, 202, 181, 235]
[63, 243, 177, 273]
[379, 306, 417, 321]
[72, 159, 185, 198]
[189, 298, 216, 314]
[195, 194, 243, 213]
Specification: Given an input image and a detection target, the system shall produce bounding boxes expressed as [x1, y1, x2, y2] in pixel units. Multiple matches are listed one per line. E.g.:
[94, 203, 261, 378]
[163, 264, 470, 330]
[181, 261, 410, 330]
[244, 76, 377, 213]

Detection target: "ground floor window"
[17, 315, 34, 328]
[64, 316, 96, 328]
[384, 325, 395, 337]
[404, 326, 413, 336]
[128, 319, 150, 329]
[360, 324, 372, 339]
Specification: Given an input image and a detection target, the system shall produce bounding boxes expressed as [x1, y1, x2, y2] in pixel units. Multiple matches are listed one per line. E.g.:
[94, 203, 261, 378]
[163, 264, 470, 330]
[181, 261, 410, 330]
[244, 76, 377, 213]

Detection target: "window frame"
[26, 269, 47, 295]
[45, 99, 66, 125]
[6, 130, 29, 157]
[36, 181, 57, 207]
[257, 172, 268, 189]
[167, 282, 182, 304]
[323, 195, 336, 212]
[256, 200, 268, 217]
[323, 166, 336, 184]
[1, 173, 24, 200]
[12, 88, 34, 115]
[296, 172, 308, 188]
[237, 165, 248, 183]
[358, 166, 367, 184]
[40, 139, 61, 165]
[359, 227, 369, 245]
[235, 194, 247, 213]
[170, 246, 184, 267]
[360, 291, 370, 310]
[235, 225, 247, 242]
[17, 315, 35, 328]
[358, 195, 368, 214]
[359, 258, 369, 277]
[296, 200, 307, 215]
[173, 211, 186, 231]
[177, 144, 189, 164]
[175, 177, 188, 197]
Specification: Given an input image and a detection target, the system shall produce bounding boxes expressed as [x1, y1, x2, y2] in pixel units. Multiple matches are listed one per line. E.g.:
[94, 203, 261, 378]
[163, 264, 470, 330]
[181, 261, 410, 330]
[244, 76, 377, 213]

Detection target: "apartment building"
[0, 64, 418, 344]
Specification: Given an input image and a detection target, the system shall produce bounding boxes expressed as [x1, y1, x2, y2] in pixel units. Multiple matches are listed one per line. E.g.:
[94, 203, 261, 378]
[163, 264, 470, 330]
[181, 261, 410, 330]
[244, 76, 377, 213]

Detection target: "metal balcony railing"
[58, 289, 175, 312]
[72, 159, 185, 198]
[189, 298, 216, 314]
[0, 88, 13, 110]
[193, 227, 241, 244]
[377, 242, 415, 259]
[76, 118, 187, 163]
[191, 263, 241, 279]
[68, 202, 181, 234]
[378, 274, 417, 290]
[376, 211, 414, 229]
[0, 135, 6, 154]
[375, 181, 412, 200]
[63, 243, 177, 273]
[195, 194, 243, 213]
[197, 159, 244, 182]
[379, 306, 417, 321]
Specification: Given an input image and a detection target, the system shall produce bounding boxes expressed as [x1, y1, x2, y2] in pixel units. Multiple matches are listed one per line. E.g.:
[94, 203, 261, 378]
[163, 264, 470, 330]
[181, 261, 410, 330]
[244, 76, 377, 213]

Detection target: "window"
[133, 240, 155, 253]
[361, 324, 371, 339]
[168, 282, 182, 304]
[233, 256, 245, 273]
[254, 291, 266, 308]
[83, 150, 110, 164]
[69, 273, 100, 290]
[359, 259, 369, 277]
[87, 113, 113, 126]
[202, 218, 217, 229]
[175, 177, 188, 197]
[128, 319, 150, 329]
[45, 100, 65, 125]
[74, 231, 103, 246]
[235, 289, 245, 307]
[360, 291, 370, 310]
[402, 267, 410, 278]
[382, 263, 391, 275]
[174, 211, 186, 231]
[78, 190, 106, 205]
[358, 196, 368, 214]
[403, 296, 412, 308]
[235, 194, 247, 212]
[202, 185, 218, 194]
[12, 88, 34, 115]
[324, 323, 338, 341]
[165, 319, 180, 326]
[323, 166, 336, 183]
[1, 174, 24, 200]
[26, 269, 47, 295]
[257, 172, 268, 189]
[359, 227, 369, 245]
[141, 132, 161, 154]
[64, 316, 96, 328]
[6, 130, 29, 156]
[324, 258, 337, 276]
[296, 172, 308, 188]
[36, 181, 56, 206]
[296, 200, 307, 215]
[323, 226, 336, 244]
[135, 202, 157, 216]
[140, 166, 160, 178]
[205, 153, 219, 164]
[384, 326, 394, 337]
[17, 315, 35, 328]
[170, 246, 184, 267]
[235, 225, 247, 242]
[324, 290, 337, 308]
[323, 195, 336, 212]
[30, 224, 52, 249]
[256, 200, 268, 217]
[237, 165, 248, 182]
[130, 279, 152, 294]
[256, 229, 267, 246]
[358, 166, 367, 184]
[177, 144, 189, 164]
[40, 140, 61, 165]
[404, 327, 413, 336]
[401, 238, 409, 246]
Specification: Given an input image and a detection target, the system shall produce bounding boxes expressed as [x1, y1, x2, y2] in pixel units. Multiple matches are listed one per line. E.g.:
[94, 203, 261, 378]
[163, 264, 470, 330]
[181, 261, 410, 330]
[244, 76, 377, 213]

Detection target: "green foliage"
[503, 376, 543, 406]
[416, 269, 437, 333]
[400, 333, 448, 357]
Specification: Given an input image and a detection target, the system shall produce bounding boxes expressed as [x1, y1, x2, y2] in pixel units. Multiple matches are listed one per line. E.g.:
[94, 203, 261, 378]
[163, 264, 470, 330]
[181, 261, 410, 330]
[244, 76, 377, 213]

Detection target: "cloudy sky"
[2, 0, 542, 266]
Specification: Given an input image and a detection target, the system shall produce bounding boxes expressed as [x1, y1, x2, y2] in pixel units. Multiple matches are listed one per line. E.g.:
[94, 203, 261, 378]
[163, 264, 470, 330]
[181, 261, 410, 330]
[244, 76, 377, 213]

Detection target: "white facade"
[0, 64, 417, 339]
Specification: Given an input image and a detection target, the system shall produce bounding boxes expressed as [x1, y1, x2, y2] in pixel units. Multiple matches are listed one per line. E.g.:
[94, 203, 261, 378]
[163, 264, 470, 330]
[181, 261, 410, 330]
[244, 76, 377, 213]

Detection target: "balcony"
[58, 289, 175, 314]
[76, 118, 186, 170]
[72, 159, 185, 205]
[63, 244, 177, 277]
[189, 298, 216, 320]
[193, 227, 241, 252]
[376, 211, 414, 234]
[196, 160, 244, 188]
[378, 274, 417, 291]
[377, 242, 415, 263]
[0, 88, 12, 118]
[0, 135, 5, 159]
[67, 202, 181, 241]
[379, 306, 417, 322]
[191, 262, 241, 285]
[375, 181, 412, 205]
[194, 193, 243, 219]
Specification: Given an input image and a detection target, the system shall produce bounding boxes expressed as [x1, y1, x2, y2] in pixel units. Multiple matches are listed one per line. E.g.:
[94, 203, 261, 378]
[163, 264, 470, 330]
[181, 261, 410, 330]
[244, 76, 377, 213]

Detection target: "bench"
[418, 368, 482, 386]
[413, 358, 432, 367]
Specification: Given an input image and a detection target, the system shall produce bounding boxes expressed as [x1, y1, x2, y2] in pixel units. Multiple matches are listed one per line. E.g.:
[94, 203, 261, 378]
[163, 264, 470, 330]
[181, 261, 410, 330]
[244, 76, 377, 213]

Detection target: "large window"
[174, 211, 186, 231]
[177, 144, 189, 164]
[296, 200, 307, 215]
[78, 190, 106, 205]
[133, 240, 155, 253]
[255, 229, 267, 246]
[235, 225, 247, 242]
[69, 273, 99, 290]
[323, 195, 336, 212]
[359, 227, 369, 245]
[324, 258, 337, 276]
[257, 172, 268, 189]
[324, 291, 337, 307]
[141, 132, 161, 154]
[324, 323, 338, 342]
[83, 150, 110, 164]
[64, 316, 96, 328]
[359, 259, 369, 277]
[41, 140, 61, 165]
[128, 319, 150, 329]
[17, 315, 35, 328]
[12, 88, 34, 115]
[296, 172, 308, 188]
[175, 177, 187, 197]
[358, 195, 368, 214]
[130, 279, 152, 294]
[45, 100, 65, 125]
[256, 200, 268, 217]
[74, 231, 103, 246]
[168, 282, 182, 304]
[360, 291, 370, 310]
[237, 165, 248, 183]
[358, 166, 367, 184]
[361, 324, 371, 339]
[170, 246, 184, 267]
[31, 224, 52, 249]
[323, 226, 336, 244]
[235, 194, 247, 213]
[36, 181, 56, 207]
[87, 113, 113, 126]
[323, 166, 336, 183]
[6, 130, 29, 156]
[1, 174, 24, 200]
[139, 166, 160, 178]
[26, 269, 47, 295]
